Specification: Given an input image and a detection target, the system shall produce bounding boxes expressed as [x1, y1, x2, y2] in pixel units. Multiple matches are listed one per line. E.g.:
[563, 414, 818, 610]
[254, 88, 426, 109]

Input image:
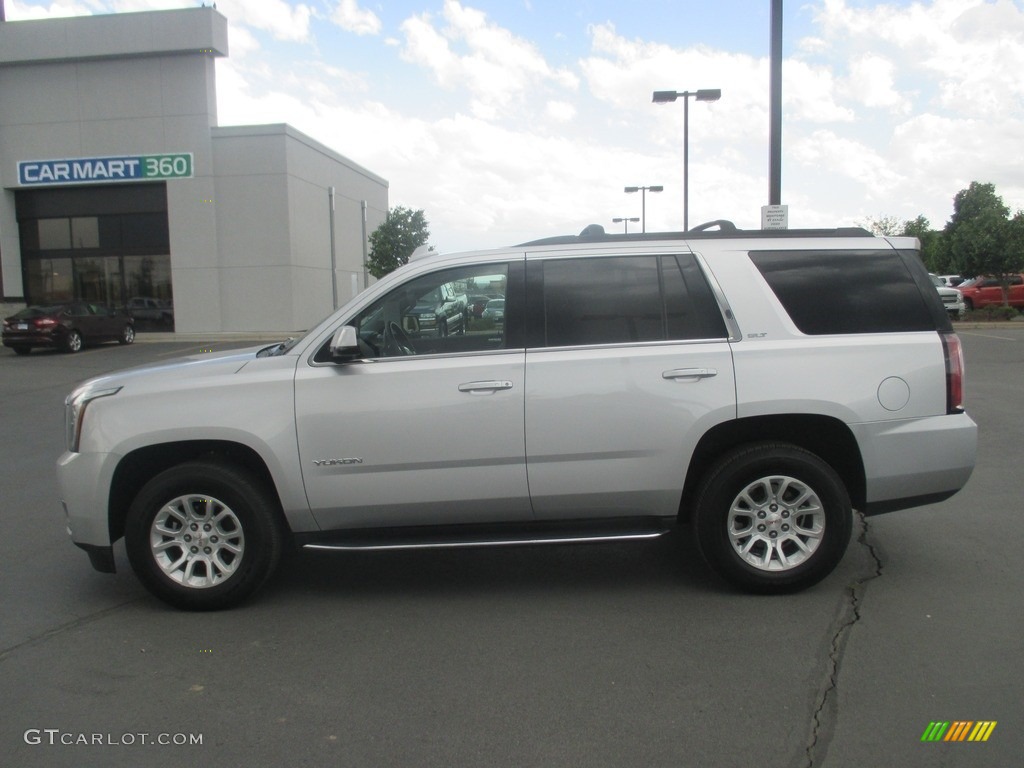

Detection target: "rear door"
[523, 251, 737, 520]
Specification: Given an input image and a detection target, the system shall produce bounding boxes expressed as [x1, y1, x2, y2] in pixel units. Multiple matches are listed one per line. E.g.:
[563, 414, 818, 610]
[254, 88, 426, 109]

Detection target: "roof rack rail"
[517, 220, 873, 247]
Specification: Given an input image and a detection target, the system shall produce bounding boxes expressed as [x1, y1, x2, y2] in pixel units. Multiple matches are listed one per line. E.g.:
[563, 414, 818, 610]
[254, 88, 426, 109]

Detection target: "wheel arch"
[108, 440, 285, 544]
[680, 414, 866, 521]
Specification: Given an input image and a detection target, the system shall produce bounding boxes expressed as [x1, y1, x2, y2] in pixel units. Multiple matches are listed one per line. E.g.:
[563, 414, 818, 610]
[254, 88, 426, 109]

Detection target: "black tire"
[119, 324, 135, 345]
[692, 443, 852, 594]
[964, 297, 974, 311]
[12, 346, 31, 356]
[64, 329, 83, 353]
[125, 461, 284, 610]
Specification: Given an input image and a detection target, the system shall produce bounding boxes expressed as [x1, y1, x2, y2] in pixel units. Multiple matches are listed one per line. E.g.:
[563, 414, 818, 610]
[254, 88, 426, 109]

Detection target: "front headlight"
[65, 386, 121, 452]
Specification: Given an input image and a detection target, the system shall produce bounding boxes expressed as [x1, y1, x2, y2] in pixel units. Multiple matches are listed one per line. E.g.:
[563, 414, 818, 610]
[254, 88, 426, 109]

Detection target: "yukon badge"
[313, 458, 364, 466]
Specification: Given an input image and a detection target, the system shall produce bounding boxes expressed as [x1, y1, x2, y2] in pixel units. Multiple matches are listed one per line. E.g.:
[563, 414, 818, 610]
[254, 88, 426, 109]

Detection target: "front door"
[294, 260, 530, 532]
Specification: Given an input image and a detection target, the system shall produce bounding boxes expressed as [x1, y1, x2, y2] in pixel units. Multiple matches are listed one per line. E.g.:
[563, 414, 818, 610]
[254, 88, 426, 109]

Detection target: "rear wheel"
[119, 324, 135, 345]
[693, 443, 852, 593]
[64, 329, 83, 353]
[12, 346, 31, 356]
[125, 461, 284, 610]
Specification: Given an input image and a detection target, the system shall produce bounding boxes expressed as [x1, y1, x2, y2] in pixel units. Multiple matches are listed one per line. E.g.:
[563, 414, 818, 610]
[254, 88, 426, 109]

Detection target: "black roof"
[517, 220, 874, 247]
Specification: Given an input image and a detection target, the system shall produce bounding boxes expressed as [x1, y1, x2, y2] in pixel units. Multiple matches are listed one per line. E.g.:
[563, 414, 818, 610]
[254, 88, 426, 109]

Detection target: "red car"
[3, 302, 135, 355]
[958, 275, 1024, 310]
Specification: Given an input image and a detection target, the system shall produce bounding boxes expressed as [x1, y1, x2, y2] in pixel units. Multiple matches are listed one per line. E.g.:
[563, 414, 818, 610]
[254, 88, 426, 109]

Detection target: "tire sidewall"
[694, 444, 852, 593]
[125, 462, 282, 610]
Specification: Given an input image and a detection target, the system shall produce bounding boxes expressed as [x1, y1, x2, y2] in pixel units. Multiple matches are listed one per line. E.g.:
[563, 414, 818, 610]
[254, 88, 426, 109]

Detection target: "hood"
[75, 345, 270, 392]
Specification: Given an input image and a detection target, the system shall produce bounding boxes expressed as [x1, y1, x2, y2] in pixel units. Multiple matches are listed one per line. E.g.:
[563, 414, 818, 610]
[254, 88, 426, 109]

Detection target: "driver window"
[349, 263, 509, 359]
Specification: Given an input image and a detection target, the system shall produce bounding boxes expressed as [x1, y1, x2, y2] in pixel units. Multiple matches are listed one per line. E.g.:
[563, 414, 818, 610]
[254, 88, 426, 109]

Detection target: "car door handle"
[458, 380, 514, 394]
[662, 368, 718, 381]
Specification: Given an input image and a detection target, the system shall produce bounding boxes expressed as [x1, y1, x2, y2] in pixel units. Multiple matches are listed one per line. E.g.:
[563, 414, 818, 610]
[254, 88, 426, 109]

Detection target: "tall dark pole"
[769, 0, 783, 206]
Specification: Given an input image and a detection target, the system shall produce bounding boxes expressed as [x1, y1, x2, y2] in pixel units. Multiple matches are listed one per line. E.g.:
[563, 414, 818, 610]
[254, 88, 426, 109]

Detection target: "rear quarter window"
[749, 249, 937, 335]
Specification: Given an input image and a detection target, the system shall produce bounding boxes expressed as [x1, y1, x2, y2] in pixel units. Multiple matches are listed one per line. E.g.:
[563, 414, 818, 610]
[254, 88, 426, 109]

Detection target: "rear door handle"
[458, 380, 514, 394]
[663, 368, 718, 381]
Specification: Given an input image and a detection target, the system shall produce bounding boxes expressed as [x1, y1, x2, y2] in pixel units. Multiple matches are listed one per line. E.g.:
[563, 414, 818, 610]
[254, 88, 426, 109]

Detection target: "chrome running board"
[300, 520, 673, 552]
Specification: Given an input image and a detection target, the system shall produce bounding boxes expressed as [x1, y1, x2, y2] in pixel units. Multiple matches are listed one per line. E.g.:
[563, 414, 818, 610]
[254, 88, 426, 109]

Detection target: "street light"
[652, 88, 721, 231]
[624, 185, 663, 233]
[612, 216, 640, 233]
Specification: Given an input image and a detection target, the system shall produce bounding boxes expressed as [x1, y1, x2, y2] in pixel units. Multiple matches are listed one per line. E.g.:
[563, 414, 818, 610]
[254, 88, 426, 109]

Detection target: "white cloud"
[545, 101, 576, 123]
[209, 0, 313, 43]
[4, 0, 98, 18]
[331, 0, 381, 36]
[808, 0, 1024, 117]
[399, 0, 578, 122]
[845, 55, 908, 114]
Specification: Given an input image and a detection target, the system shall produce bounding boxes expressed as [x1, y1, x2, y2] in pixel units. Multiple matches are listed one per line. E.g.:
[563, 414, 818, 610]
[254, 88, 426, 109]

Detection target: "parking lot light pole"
[652, 89, 721, 231]
[624, 185, 663, 233]
[612, 216, 640, 233]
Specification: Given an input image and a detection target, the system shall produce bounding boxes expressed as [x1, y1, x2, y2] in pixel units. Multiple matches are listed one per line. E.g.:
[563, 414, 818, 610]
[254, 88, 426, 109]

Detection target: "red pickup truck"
[958, 274, 1024, 310]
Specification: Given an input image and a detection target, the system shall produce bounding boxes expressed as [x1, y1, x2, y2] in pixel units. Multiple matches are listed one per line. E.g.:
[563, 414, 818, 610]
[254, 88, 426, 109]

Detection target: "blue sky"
[7, 0, 1024, 252]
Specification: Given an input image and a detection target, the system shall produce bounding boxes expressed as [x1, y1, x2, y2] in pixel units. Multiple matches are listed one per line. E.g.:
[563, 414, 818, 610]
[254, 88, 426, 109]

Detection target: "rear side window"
[749, 250, 935, 335]
[541, 254, 727, 347]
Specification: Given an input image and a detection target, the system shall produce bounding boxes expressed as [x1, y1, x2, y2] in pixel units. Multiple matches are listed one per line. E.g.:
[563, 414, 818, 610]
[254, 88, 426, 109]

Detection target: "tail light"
[35, 317, 58, 328]
[940, 332, 964, 414]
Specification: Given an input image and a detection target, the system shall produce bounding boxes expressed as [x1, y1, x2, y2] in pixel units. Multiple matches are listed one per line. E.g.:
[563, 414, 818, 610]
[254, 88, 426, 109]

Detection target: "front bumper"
[57, 449, 120, 550]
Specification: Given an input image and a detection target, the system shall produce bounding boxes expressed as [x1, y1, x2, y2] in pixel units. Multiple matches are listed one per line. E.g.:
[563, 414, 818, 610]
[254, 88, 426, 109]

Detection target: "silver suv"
[58, 222, 978, 609]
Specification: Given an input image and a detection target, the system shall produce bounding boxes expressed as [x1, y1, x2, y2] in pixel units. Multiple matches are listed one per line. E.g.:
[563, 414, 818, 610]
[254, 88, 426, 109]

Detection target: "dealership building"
[0, 6, 388, 333]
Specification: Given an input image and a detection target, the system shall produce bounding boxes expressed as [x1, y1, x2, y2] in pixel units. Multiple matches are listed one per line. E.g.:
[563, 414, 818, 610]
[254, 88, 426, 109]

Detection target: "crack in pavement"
[0, 598, 142, 664]
[802, 512, 884, 767]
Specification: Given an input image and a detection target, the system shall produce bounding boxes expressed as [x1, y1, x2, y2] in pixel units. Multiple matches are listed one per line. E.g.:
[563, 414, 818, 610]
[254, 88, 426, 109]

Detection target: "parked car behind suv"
[957, 274, 1024, 310]
[58, 222, 977, 609]
[929, 274, 965, 318]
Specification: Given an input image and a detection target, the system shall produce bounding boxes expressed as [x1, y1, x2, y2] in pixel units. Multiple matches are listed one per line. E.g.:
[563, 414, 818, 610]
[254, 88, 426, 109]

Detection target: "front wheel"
[692, 443, 852, 593]
[125, 462, 284, 610]
[119, 324, 135, 344]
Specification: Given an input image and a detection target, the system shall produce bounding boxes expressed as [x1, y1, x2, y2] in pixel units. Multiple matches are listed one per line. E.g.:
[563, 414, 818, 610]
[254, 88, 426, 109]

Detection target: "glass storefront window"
[24, 257, 74, 303]
[38, 219, 71, 249]
[71, 217, 100, 248]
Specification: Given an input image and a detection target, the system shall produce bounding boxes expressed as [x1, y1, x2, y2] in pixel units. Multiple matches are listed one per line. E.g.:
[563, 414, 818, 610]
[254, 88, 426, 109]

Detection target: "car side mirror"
[329, 325, 361, 362]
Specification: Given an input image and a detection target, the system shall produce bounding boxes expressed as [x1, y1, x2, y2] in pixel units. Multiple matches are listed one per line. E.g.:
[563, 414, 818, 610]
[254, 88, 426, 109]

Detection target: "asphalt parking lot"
[1, 328, 1021, 767]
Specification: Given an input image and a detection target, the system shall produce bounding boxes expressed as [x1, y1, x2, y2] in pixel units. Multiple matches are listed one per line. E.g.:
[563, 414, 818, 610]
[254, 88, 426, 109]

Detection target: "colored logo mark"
[921, 721, 996, 742]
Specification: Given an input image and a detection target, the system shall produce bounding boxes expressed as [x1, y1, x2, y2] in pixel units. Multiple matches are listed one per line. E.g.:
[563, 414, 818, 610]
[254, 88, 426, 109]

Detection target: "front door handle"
[458, 380, 514, 394]
[662, 368, 718, 381]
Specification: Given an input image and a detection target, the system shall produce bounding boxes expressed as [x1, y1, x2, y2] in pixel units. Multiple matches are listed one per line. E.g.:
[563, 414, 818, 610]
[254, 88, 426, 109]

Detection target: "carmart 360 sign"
[18, 153, 193, 186]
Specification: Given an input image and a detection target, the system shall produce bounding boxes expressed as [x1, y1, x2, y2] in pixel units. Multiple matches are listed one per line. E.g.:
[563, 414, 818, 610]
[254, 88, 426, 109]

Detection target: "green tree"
[863, 214, 947, 272]
[860, 215, 903, 236]
[901, 215, 946, 273]
[365, 206, 432, 279]
[944, 182, 1022, 304]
